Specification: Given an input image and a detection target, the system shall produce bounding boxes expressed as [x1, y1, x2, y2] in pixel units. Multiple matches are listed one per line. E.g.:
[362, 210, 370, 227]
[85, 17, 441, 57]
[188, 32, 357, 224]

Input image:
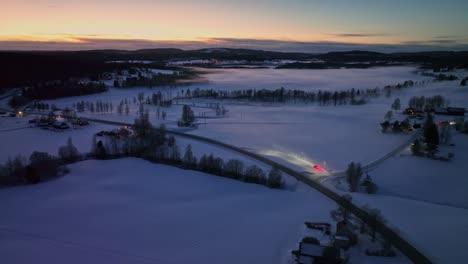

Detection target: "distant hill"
[1, 48, 467, 89]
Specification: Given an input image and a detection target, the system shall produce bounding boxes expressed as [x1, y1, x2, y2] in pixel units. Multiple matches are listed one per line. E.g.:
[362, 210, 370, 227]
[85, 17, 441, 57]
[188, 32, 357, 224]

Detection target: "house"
[403, 107, 417, 115]
[336, 220, 357, 246]
[53, 121, 69, 130]
[333, 235, 350, 249]
[38, 118, 49, 127]
[117, 126, 132, 137]
[298, 243, 342, 264]
[72, 118, 90, 126]
[62, 108, 76, 119]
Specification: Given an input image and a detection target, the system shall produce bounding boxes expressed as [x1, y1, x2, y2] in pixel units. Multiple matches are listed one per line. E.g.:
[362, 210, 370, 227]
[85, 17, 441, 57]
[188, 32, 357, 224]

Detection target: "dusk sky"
[1, 0, 468, 52]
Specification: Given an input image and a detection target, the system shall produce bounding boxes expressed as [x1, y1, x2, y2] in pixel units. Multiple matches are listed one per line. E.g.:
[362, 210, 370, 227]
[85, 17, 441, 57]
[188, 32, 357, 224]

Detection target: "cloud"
[431, 39, 459, 44]
[1, 36, 467, 53]
[401, 37, 468, 46]
[433, 35, 460, 39]
[330, 33, 389, 38]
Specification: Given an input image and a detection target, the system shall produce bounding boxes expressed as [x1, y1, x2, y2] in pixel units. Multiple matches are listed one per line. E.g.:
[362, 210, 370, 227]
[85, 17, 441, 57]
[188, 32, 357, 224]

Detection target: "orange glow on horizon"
[0, 33, 406, 46]
[1, 1, 466, 51]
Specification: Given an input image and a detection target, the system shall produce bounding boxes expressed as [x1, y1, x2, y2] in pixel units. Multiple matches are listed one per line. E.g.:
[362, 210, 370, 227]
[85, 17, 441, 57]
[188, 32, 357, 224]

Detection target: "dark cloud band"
[0, 37, 467, 53]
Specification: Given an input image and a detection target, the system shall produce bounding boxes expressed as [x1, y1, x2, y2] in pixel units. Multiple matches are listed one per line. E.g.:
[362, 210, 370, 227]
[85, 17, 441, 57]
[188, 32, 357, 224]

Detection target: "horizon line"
[1, 37, 468, 53]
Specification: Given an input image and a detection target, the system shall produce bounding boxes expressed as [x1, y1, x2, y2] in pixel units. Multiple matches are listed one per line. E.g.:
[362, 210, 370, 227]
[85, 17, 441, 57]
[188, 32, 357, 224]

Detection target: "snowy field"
[1, 66, 467, 263]
[0, 158, 411, 264]
[348, 192, 468, 264]
[0, 158, 337, 264]
[36, 66, 438, 172]
[366, 133, 468, 209]
[193, 66, 429, 92]
[0, 116, 116, 162]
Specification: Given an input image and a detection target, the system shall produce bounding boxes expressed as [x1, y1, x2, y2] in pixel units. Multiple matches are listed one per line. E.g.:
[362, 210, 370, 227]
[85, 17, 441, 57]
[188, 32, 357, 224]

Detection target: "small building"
[62, 108, 76, 119]
[72, 118, 90, 126]
[298, 243, 342, 264]
[38, 118, 49, 127]
[335, 220, 357, 246]
[117, 126, 132, 137]
[403, 107, 417, 115]
[333, 235, 350, 249]
[298, 255, 314, 264]
[435, 107, 465, 116]
[53, 121, 69, 130]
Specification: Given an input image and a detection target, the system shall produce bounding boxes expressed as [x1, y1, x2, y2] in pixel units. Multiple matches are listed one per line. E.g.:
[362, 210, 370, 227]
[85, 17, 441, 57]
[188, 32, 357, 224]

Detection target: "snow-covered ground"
[365, 132, 468, 209]
[348, 192, 468, 264]
[0, 116, 116, 162]
[36, 66, 459, 173]
[1, 66, 467, 263]
[191, 66, 429, 92]
[0, 158, 338, 264]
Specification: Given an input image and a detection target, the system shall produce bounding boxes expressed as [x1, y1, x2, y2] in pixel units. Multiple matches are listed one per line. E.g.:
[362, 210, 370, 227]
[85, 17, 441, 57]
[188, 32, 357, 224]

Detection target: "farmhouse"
[298, 243, 342, 264]
[53, 121, 70, 130]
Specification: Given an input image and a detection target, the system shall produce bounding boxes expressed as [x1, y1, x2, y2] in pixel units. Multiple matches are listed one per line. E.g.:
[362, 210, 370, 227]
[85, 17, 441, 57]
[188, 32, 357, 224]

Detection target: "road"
[329, 129, 423, 177]
[24, 111, 432, 263]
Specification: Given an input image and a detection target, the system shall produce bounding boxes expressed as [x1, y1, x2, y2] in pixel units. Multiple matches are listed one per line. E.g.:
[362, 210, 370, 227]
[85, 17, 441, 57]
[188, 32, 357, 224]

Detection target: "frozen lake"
[185, 66, 430, 92]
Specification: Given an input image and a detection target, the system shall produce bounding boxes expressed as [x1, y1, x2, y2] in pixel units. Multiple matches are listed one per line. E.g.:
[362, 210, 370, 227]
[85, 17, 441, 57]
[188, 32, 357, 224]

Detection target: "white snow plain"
[0, 158, 336, 264]
[2, 66, 467, 263]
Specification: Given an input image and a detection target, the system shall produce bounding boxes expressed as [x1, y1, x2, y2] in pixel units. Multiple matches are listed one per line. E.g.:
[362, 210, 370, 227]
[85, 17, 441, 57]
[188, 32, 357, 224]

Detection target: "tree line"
[407, 95, 447, 110]
[174, 87, 380, 105]
[114, 71, 197, 88]
[0, 138, 80, 186]
[345, 162, 377, 194]
[26, 80, 106, 100]
[74, 100, 114, 113]
[10, 80, 107, 108]
[91, 112, 285, 189]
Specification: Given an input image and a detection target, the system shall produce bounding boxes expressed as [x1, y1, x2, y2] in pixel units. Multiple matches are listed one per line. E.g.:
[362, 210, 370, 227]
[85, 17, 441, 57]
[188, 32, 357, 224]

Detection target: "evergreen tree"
[330, 194, 353, 222]
[167, 135, 176, 147]
[179, 105, 195, 127]
[170, 144, 181, 162]
[362, 174, 378, 194]
[94, 140, 107, 159]
[91, 135, 97, 154]
[133, 110, 153, 138]
[183, 144, 196, 167]
[224, 159, 244, 179]
[391, 98, 401, 111]
[267, 167, 285, 189]
[411, 139, 422, 156]
[117, 103, 123, 115]
[28, 151, 58, 183]
[384, 110, 393, 121]
[58, 137, 80, 162]
[423, 114, 439, 147]
[346, 162, 363, 192]
[461, 77, 468, 86]
[380, 121, 390, 133]
[244, 165, 266, 184]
